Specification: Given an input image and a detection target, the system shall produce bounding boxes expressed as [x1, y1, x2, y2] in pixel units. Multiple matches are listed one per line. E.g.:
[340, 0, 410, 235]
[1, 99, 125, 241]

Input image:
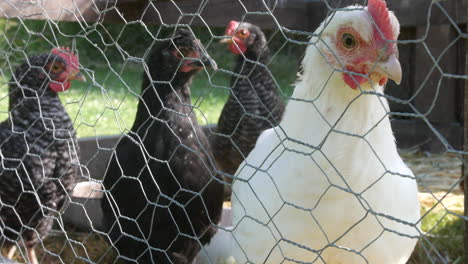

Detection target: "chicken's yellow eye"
[342, 33, 357, 49]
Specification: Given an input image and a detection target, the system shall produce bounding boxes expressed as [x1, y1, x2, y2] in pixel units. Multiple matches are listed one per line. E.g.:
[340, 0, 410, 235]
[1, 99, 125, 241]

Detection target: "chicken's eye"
[237, 29, 249, 38]
[342, 33, 357, 49]
[51, 63, 62, 72]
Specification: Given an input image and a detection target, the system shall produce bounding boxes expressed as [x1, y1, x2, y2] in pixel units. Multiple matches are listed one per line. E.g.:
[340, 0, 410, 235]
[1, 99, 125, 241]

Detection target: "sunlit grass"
[0, 42, 298, 138]
[409, 193, 464, 263]
[65, 65, 233, 137]
[0, 67, 229, 138]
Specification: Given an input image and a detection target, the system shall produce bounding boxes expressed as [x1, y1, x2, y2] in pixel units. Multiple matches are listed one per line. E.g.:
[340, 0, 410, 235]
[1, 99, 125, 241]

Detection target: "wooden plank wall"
[0, 0, 467, 152]
[1, 0, 466, 29]
[389, 5, 466, 152]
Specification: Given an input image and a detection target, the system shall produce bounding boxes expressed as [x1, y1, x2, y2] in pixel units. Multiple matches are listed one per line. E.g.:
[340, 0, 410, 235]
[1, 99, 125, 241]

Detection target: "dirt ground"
[401, 152, 464, 213]
[402, 151, 465, 264]
[3, 152, 465, 264]
[402, 152, 463, 194]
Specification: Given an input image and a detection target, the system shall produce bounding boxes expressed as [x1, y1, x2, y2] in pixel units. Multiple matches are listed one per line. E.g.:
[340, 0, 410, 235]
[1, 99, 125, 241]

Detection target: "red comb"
[367, 0, 394, 41]
[51, 46, 80, 69]
[225, 20, 240, 36]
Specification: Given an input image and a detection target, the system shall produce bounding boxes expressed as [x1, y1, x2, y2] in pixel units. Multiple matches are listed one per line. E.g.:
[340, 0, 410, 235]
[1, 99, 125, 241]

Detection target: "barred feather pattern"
[212, 28, 285, 180]
[0, 54, 80, 248]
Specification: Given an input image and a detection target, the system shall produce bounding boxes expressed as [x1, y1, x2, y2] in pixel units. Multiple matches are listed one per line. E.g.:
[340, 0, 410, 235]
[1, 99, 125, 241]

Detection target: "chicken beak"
[197, 55, 218, 70]
[187, 54, 218, 70]
[69, 70, 86, 82]
[204, 56, 218, 70]
[219, 37, 233, 44]
[374, 54, 402, 85]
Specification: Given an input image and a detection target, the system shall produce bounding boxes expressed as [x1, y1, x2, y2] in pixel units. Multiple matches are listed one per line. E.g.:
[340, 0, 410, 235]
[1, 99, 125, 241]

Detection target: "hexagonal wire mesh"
[0, 0, 466, 263]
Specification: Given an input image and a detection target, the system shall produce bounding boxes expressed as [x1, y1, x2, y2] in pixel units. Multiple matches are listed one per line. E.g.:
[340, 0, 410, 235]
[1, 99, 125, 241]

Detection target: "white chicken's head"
[308, 0, 401, 90]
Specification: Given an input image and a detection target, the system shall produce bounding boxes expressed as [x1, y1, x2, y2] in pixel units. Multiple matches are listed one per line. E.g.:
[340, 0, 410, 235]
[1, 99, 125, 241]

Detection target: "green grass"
[420, 211, 463, 263]
[0, 52, 297, 138]
[408, 195, 464, 264]
[66, 64, 235, 138]
[69, 55, 295, 138]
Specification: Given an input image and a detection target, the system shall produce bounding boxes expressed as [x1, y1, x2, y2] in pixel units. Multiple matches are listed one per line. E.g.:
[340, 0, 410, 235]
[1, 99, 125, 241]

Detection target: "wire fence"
[0, 0, 466, 263]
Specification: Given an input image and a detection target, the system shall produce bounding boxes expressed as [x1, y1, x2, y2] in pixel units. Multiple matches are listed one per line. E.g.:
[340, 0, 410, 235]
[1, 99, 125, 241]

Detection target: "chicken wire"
[0, 0, 465, 263]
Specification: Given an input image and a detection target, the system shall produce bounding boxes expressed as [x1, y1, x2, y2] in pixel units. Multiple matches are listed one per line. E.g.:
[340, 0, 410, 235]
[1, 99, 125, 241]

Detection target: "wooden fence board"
[106, 0, 467, 29]
[0, 0, 103, 22]
[413, 25, 460, 123]
[0, 0, 466, 29]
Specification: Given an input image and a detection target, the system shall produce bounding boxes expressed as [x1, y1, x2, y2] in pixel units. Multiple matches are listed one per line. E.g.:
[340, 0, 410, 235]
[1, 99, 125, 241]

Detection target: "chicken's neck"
[7, 88, 75, 139]
[237, 44, 270, 65]
[232, 48, 273, 96]
[131, 75, 194, 135]
[280, 48, 394, 149]
[10, 86, 64, 114]
[235, 45, 269, 72]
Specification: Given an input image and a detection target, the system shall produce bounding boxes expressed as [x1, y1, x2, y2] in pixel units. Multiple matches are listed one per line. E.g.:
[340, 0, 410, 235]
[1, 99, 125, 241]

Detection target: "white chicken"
[197, 0, 420, 263]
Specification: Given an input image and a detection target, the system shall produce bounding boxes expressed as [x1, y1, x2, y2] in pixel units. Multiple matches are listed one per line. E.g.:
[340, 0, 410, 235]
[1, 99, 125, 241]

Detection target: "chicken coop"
[0, 0, 467, 263]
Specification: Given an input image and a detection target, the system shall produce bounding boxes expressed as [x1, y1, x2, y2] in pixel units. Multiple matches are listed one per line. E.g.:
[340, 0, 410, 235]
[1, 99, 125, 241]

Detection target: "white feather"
[197, 5, 419, 264]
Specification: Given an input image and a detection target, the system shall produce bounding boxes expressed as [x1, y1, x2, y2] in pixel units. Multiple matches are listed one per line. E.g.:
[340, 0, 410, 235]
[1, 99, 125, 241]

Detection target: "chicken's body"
[101, 29, 224, 264]
[230, 75, 419, 263]
[197, 1, 420, 263]
[0, 49, 84, 264]
[211, 22, 285, 193]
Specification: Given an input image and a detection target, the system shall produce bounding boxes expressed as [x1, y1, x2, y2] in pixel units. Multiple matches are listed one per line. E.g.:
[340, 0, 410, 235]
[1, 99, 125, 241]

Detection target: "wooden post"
[464, 5, 468, 264]
[464, 48, 468, 263]
[462, 0, 468, 259]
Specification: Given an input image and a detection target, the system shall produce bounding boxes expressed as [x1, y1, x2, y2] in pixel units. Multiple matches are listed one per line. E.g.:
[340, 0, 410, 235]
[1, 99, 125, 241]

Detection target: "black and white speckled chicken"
[0, 47, 85, 264]
[211, 21, 285, 197]
[101, 28, 224, 264]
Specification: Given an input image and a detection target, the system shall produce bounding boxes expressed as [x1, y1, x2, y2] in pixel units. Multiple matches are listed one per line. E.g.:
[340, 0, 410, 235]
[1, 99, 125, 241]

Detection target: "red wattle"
[180, 61, 194, 72]
[229, 42, 246, 55]
[343, 65, 368, 89]
[343, 73, 368, 89]
[49, 81, 71, 92]
[379, 76, 388, 86]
